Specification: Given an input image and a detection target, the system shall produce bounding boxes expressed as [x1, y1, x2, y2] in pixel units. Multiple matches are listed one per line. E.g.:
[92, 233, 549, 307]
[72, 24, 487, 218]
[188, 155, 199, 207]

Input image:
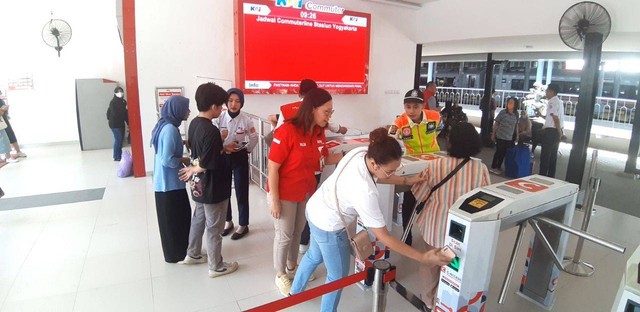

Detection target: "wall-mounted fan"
[561, 2, 612, 221]
[42, 19, 72, 57]
[559, 1, 611, 50]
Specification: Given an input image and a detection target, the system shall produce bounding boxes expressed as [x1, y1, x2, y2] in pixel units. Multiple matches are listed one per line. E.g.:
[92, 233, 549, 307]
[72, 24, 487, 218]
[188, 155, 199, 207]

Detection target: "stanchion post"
[563, 177, 601, 276]
[372, 260, 392, 312]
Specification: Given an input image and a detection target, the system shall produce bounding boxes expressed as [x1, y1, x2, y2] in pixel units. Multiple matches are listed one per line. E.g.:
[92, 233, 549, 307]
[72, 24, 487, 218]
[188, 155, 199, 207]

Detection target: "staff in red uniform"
[267, 88, 344, 296]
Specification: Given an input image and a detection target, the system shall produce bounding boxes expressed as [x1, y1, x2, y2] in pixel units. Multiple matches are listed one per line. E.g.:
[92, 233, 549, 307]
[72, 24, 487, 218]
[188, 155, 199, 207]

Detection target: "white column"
[427, 62, 434, 82]
[546, 60, 554, 85]
[536, 59, 544, 84]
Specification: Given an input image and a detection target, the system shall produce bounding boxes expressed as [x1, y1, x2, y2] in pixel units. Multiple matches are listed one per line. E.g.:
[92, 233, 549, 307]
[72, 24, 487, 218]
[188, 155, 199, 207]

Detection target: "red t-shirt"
[280, 101, 302, 120]
[268, 122, 327, 202]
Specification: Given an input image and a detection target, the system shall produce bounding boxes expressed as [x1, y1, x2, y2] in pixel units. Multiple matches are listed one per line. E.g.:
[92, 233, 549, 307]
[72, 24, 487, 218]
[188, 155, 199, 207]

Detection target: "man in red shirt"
[423, 81, 441, 112]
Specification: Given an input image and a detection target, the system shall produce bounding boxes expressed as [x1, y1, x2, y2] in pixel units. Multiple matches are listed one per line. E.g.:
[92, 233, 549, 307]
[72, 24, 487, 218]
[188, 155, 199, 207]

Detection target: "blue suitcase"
[505, 144, 531, 178]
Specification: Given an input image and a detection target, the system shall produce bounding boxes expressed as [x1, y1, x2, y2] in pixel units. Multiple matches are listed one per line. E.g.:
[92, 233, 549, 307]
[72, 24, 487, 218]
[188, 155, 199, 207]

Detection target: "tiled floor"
[0, 143, 638, 311]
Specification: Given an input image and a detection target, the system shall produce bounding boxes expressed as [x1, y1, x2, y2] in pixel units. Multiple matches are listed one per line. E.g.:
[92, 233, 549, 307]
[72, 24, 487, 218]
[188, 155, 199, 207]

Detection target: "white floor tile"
[86, 227, 149, 258]
[193, 301, 241, 312]
[1, 293, 75, 312]
[73, 279, 153, 312]
[78, 248, 151, 291]
[5, 260, 83, 302]
[151, 269, 236, 312]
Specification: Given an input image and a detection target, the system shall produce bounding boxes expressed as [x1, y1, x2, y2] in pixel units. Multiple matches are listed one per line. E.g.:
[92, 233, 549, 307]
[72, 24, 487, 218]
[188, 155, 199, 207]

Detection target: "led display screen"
[235, 0, 371, 94]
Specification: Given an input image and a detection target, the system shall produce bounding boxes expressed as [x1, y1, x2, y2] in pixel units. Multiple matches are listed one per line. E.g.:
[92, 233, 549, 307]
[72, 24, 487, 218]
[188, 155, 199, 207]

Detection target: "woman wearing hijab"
[106, 87, 128, 161]
[218, 88, 259, 240]
[151, 95, 192, 263]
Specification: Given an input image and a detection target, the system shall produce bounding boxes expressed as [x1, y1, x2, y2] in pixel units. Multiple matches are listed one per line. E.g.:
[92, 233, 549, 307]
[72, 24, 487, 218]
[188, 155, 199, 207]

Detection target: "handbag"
[401, 157, 470, 244]
[187, 158, 205, 200]
[333, 150, 374, 261]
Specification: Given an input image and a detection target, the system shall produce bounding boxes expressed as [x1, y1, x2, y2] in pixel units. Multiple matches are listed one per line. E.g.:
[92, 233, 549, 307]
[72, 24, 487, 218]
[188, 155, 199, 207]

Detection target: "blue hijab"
[150, 95, 190, 151]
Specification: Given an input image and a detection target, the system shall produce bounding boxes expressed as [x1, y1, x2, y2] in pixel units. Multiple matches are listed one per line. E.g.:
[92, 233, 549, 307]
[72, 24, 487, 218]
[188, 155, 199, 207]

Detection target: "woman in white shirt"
[290, 128, 452, 312]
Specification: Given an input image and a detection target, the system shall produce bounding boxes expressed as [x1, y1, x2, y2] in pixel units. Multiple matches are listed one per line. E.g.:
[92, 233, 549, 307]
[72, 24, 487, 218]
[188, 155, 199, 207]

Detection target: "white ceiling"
[360, 0, 436, 9]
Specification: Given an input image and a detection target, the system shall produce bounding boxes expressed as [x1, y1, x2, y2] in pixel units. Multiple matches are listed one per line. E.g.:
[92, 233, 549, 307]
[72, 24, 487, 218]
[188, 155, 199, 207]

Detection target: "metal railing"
[246, 113, 272, 192]
[435, 87, 636, 126]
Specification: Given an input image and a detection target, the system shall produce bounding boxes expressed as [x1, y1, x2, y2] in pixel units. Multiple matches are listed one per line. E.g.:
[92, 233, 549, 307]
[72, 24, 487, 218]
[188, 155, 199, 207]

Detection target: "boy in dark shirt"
[179, 83, 239, 277]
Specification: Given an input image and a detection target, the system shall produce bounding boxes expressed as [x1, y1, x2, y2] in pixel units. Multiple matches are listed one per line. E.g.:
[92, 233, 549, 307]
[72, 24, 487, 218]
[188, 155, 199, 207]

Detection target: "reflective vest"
[389, 110, 441, 155]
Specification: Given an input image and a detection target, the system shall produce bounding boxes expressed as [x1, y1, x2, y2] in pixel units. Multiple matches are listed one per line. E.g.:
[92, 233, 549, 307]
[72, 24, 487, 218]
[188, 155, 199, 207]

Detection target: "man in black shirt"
[179, 83, 239, 278]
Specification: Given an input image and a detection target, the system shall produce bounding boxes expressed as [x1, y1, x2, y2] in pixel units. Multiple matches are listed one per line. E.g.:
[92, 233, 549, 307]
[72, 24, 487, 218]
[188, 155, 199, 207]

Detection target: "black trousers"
[492, 139, 514, 169]
[226, 152, 250, 226]
[155, 189, 192, 263]
[539, 128, 560, 178]
[402, 191, 416, 246]
[299, 173, 322, 246]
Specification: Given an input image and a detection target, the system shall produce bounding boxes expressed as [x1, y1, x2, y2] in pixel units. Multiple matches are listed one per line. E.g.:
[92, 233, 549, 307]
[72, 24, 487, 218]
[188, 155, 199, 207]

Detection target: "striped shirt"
[412, 157, 491, 247]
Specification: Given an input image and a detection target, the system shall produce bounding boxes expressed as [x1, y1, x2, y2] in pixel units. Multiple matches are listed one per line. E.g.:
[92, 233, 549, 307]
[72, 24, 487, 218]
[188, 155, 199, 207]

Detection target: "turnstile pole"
[587, 150, 598, 183]
[577, 149, 598, 212]
[563, 176, 601, 276]
[372, 260, 392, 312]
[534, 216, 626, 254]
[499, 222, 526, 304]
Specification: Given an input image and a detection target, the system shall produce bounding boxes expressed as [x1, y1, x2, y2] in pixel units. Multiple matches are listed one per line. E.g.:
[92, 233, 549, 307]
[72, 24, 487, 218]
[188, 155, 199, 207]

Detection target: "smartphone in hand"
[234, 141, 248, 151]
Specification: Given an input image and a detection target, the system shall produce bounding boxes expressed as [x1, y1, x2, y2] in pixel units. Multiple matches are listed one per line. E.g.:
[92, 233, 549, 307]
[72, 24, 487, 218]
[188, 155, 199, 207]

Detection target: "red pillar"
[122, 0, 146, 177]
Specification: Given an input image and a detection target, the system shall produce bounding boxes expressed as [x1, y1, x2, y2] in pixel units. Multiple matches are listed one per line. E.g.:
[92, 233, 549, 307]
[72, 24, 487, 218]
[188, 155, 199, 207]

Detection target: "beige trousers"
[271, 194, 308, 274]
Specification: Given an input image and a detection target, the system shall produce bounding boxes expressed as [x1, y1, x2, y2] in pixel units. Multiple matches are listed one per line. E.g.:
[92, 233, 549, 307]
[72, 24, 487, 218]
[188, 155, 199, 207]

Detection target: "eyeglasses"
[323, 109, 335, 117]
[378, 163, 405, 178]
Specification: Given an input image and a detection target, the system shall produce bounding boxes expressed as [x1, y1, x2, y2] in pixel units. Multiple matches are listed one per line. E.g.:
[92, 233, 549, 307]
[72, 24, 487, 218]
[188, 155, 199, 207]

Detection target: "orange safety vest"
[389, 110, 441, 155]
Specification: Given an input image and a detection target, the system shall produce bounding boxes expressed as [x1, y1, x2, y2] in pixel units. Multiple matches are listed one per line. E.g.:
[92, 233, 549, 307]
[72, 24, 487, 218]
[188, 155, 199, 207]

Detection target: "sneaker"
[275, 274, 292, 297]
[16, 152, 27, 158]
[5, 158, 18, 163]
[286, 266, 316, 282]
[489, 168, 502, 175]
[208, 261, 238, 278]
[178, 255, 207, 264]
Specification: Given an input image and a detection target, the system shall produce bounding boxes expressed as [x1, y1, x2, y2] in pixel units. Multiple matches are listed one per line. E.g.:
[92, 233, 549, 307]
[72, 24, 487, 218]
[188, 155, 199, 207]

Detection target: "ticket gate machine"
[436, 175, 579, 311]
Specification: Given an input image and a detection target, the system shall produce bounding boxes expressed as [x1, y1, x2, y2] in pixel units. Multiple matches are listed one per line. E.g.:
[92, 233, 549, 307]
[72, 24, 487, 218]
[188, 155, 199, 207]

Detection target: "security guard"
[389, 89, 441, 245]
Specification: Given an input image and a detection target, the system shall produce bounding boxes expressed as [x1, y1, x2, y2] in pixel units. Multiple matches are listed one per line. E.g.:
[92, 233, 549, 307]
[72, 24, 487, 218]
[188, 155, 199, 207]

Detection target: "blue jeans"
[291, 221, 351, 312]
[111, 127, 125, 160]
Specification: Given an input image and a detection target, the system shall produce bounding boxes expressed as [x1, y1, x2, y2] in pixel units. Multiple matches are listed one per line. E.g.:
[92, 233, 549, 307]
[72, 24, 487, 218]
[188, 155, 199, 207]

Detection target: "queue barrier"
[244, 261, 398, 312]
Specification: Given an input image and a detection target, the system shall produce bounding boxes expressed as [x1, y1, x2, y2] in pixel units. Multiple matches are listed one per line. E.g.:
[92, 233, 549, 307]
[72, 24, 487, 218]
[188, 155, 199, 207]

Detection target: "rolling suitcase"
[505, 144, 531, 178]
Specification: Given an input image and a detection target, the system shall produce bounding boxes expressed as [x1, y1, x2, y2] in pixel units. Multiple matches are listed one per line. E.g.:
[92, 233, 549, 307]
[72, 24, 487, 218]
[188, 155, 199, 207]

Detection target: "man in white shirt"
[537, 83, 565, 178]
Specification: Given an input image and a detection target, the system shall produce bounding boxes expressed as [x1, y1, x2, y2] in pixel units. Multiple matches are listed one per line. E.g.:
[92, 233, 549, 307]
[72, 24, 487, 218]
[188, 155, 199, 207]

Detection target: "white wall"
[416, 0, 640, 55]
[0, 0, 125, 145]
[135, 0, 420, 170]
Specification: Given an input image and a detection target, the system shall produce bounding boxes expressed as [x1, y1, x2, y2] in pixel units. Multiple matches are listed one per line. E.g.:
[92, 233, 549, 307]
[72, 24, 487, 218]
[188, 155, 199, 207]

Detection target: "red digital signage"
[234, 0, 371, 94]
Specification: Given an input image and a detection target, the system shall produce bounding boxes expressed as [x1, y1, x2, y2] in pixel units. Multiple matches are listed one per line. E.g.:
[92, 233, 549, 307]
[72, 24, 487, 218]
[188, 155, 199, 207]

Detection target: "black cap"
[404, 89, 424, 103]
